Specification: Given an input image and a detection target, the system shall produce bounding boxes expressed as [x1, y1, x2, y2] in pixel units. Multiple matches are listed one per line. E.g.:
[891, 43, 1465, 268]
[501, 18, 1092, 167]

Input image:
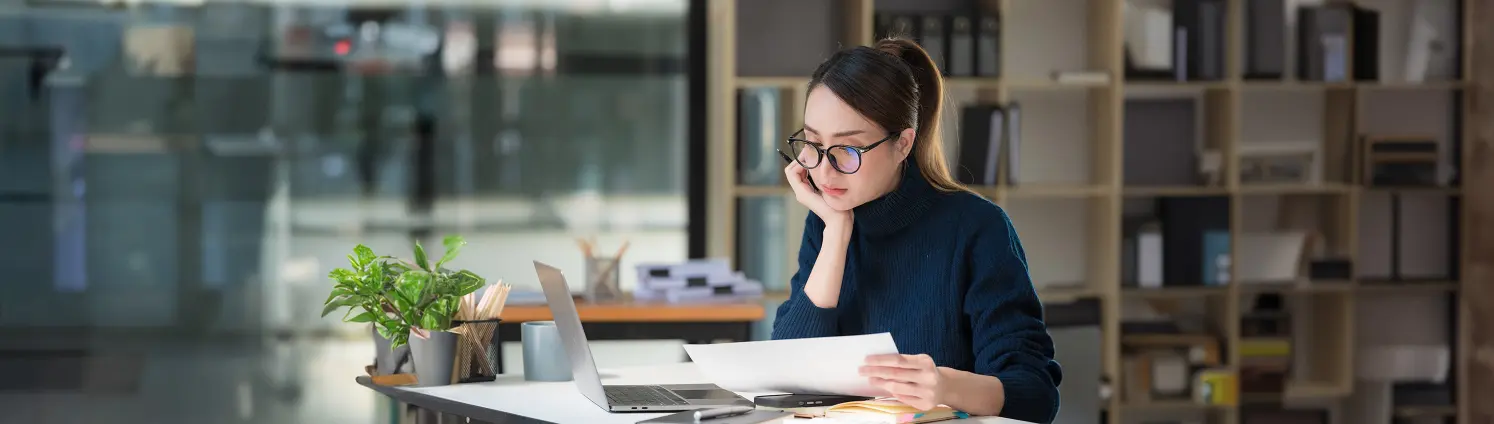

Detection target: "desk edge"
[356, 376, 555, 424]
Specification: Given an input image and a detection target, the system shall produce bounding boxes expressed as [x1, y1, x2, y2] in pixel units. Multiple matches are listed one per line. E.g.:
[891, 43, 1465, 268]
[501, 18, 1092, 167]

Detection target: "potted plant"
[324, 235, 487, 386]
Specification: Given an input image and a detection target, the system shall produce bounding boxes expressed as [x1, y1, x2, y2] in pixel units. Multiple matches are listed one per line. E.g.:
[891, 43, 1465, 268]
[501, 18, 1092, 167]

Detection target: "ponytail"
[873, 39, 966, 193]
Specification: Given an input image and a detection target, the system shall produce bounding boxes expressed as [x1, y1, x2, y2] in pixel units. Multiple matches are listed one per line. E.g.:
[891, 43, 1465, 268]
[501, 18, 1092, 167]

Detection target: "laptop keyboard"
[605, 385, 690, 406]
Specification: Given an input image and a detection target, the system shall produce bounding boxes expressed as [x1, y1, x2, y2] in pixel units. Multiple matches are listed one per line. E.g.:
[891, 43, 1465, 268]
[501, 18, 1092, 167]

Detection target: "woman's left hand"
[860, 353, 947, 410]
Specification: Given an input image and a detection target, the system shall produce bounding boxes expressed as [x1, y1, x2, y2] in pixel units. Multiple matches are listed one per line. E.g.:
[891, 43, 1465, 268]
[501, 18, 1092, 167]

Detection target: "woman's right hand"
[785, 161, 853, 229]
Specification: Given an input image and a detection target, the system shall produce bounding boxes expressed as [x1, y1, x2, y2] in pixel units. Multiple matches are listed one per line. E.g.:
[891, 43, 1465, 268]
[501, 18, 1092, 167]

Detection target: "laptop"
[532, 261, 753, 412]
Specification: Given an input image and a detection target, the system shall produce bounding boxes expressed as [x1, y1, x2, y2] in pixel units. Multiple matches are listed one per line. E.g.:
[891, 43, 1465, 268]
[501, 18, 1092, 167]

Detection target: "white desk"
[360, 362, 1034, 424]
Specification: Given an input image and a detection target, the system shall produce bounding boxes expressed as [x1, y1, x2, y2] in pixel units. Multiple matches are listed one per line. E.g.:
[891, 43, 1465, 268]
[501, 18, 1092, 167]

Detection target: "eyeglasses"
[784, 129, 897, 175]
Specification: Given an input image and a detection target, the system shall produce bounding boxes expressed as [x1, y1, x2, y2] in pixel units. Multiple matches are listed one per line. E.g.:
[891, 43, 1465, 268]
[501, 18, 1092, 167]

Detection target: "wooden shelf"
[1122, 186, 1230, 197]
[1237, 183, 1354, 195]
[1238, 381, 1352, 404]
[734, 76, 808, 88]
[502, 302, 765, 323]
[1394, 405, 1458, 419]
[1117, 400, 1234, 411]
[1358, 81, 1466, 91]
[1003, 184, 1109, 199]
[1122, 286, 1229, 299]
[1037, 285, 1103, 303]
[1124, 80, 1231, 92]
[1362, 186, 1462, 196]
[1005, 78, 1111, 90]
[944, 77, 1003, 90]
[1240, 80, 1357, 90]
[1358, 281, 1461, 294]
[1237, 281, 1354, 295]
[733, 185, 788, 197]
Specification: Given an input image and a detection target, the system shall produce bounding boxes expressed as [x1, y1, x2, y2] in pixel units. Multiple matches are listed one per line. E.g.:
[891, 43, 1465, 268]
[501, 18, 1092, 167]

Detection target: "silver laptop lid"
[532, 261, 609, 408]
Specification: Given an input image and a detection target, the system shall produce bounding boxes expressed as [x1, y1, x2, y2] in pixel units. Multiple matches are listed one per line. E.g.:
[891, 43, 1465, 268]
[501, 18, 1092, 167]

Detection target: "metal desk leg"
[414, 408, 483, 424]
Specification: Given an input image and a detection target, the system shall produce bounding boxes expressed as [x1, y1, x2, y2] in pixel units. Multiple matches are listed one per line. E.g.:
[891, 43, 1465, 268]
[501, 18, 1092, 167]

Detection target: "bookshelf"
[707, 0, 1474, 423]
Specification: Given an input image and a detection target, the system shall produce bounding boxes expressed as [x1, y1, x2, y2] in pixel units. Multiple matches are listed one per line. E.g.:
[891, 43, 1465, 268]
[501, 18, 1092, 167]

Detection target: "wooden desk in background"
[492, 300, 766, 374]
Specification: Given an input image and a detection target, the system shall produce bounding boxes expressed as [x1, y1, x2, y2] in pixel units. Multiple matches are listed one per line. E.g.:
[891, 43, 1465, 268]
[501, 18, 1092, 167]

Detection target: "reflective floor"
[0, 333, 690, 424]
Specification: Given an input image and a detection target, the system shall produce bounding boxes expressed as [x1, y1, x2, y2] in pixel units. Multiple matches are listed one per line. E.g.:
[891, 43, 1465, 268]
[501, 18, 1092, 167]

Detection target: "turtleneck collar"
[853, 159, 939, 237]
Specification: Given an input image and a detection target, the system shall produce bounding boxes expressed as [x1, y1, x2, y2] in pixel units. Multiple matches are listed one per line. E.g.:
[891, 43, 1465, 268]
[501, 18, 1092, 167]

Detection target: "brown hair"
[806, 38, 967, 193]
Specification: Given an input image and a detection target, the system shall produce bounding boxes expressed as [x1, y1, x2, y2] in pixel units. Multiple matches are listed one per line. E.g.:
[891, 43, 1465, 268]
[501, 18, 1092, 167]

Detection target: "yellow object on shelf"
[1193, 369, 1238, 406]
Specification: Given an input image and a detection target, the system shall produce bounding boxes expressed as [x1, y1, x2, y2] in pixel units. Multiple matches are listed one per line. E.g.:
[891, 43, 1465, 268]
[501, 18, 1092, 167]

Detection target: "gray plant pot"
[408, 330, 458, 387]
[372, 326, 412, 376]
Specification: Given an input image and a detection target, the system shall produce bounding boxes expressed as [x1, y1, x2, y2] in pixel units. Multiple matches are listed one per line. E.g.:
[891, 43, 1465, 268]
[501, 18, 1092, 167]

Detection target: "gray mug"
[521, 321, 573, 381]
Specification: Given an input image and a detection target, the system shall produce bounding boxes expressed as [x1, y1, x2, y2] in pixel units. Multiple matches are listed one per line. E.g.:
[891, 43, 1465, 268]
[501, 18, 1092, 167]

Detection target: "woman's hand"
[784, 161, 852, 229]
[860, 354, 947, 411]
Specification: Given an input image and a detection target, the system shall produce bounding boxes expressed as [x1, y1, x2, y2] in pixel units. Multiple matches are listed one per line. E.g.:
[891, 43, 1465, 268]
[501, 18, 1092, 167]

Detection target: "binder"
[1174, 26, 1188, 81]
[1297, 5, 1351, 82]
[948, 16, 974, 76]
[1158, 197, 1230, 286]
[1174, 0, 1226, 80]
[1003, 103, 1022, 186]
[976, 15, 1001, 77]
[1197, 0, 1225, 80]
[1138, 222, 1164, 288]
[1350, 5, 1380, 81]
[920, 15, 947, 75]
[957, 104, 1004, 185]
[736, 88, 781, 186]
[1244, 0, 1285, 79]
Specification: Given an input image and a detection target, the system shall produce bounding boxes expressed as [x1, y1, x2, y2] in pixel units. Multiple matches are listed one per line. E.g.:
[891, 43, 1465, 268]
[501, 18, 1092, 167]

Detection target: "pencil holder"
[584, 256, 623, 302]
[451, 318, 503, 383]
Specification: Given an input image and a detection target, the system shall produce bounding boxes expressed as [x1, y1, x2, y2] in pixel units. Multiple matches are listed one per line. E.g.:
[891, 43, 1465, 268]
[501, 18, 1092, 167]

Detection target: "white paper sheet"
[681, 333, 900, 397]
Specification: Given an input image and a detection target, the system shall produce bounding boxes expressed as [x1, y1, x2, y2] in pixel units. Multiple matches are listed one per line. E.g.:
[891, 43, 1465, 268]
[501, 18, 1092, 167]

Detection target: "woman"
[771, 38, 1062, 423]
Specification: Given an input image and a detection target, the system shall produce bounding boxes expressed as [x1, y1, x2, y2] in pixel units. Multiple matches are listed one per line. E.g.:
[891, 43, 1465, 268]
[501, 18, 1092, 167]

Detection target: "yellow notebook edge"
[825, 400, 971, 422]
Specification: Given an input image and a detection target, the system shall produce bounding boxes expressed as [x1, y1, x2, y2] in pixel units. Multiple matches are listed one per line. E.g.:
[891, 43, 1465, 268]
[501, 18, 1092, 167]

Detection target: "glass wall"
[0, 1, 695, 422]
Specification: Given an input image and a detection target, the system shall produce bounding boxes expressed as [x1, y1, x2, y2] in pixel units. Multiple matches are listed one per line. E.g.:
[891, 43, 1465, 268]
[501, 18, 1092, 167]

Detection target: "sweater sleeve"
[770, 212, 841, 340]
[966, 209, 1063, 424]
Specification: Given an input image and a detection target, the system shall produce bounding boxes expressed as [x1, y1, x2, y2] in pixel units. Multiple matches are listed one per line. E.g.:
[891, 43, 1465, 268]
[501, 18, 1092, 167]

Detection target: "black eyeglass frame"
[784, 129, 899, 175]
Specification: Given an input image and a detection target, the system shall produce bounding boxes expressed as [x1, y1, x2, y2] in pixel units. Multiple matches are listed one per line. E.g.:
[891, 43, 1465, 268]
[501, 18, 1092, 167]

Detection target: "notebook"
[824, 399, 969, 423]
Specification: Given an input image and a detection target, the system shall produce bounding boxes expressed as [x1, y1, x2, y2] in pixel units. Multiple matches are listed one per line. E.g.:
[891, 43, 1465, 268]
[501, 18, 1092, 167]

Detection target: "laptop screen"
[532, 261, 609, 408]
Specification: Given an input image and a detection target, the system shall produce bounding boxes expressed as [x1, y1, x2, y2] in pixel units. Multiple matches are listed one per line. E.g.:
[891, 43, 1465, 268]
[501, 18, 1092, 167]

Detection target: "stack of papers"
[681, 333, 900, 397]
[633, 258, 763, 303]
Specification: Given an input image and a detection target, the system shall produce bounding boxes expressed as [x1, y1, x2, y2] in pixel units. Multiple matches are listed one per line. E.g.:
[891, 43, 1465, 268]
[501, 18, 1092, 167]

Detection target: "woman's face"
[796, 86, 914, 211]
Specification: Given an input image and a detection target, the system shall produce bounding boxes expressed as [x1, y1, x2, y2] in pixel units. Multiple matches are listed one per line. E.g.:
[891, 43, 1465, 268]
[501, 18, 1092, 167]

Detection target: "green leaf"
[451, 270, 485, 296]
[420, 312, 442, 332]
[391, 290, 415, 310]
[320, 295, 355, 317]
[412, 240, 430, 270]
[354, 244, 377, 268]
[323, 288, 353, 304]
[347, 311, 377, 323]
[387, 261, 412, 274]
[328, 268, 358, 283]
[398, 270, 431, 300]
[437, 235, 466, 267]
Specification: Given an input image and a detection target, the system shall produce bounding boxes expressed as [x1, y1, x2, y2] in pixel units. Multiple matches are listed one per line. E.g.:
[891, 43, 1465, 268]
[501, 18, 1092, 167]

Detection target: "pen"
[776, 149, 817, 193]
[775, 149, 794, 164]
[693, 405, 754, 422]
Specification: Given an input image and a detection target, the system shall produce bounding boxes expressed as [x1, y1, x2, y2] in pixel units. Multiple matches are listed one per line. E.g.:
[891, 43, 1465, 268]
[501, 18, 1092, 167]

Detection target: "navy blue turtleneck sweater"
[770, 163, 1062, 424]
